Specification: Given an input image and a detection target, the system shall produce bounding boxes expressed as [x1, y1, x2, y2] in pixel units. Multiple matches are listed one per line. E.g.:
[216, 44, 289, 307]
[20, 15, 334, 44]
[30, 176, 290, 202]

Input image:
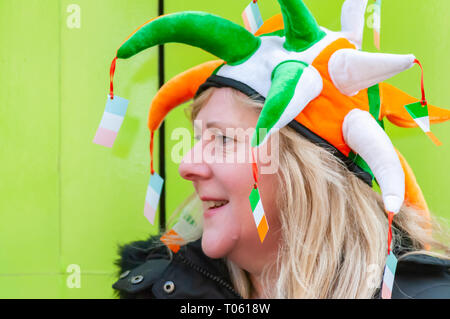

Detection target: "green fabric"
[117, 11, 261, 65]
[259, 29, 285, 38]
[278, 0, 326, 52]
[252, 60, 307, 147]
[348, 84, 387, 185]
[249, 187, 260, 211]
[227, 40, 261, 66]
[368, 84, 385, 129]
[405, 101, 429, 119]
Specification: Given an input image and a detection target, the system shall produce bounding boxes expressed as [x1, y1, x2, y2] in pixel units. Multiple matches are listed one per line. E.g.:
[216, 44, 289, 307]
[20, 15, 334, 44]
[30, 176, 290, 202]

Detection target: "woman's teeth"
[206, 200, 228, 209]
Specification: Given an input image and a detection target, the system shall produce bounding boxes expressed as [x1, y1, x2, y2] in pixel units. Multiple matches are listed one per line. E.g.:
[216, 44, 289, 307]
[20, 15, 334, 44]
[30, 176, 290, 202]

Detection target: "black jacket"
[112, 235, 450, 299]
[113, 236, 240, 299]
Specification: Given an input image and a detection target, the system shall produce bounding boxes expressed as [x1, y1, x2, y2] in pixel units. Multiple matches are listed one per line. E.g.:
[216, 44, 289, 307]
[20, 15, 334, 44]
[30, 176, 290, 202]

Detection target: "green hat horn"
[278, 0, 326, 52]
[117, 11, 261, 65]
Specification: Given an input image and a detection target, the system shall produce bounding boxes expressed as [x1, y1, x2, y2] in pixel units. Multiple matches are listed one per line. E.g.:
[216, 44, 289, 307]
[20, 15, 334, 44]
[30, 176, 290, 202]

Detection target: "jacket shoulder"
[392, 253, 450, 299]
[113, 235, 170, 299]
[112, 235, 240, 299]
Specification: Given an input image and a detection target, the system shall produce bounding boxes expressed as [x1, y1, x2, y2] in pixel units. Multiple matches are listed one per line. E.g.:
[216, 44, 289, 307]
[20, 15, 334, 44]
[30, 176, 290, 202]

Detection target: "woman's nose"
[179, 141, 212, 182]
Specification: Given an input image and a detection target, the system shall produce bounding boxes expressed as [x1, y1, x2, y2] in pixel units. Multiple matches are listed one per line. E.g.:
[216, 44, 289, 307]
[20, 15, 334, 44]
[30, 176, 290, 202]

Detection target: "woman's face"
[179, 88, 280, 274]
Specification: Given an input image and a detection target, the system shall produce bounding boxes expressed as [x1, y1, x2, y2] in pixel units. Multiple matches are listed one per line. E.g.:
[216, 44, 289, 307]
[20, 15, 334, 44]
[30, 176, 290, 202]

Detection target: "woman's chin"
[201, 230, 238, 259]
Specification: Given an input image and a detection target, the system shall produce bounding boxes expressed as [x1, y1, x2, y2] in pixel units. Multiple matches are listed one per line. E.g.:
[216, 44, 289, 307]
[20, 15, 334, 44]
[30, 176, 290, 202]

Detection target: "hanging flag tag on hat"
[93, 57, 128, 148]
[242, 0, 264, 34]
[381, 211, 398, 299]
[144, 171, 164, 225]
[381, 250, 398, 299]
[249, 187, 269, 243]
[404, 60, 442, 146]
[144, 131, 165, 225]
[93, 94, 128, 148]
[249, 148, 269, 243]
[405, 102, 442, 146]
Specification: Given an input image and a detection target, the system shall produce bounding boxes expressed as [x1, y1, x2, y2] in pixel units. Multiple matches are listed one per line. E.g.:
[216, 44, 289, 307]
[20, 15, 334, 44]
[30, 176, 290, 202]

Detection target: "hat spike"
[148, 60, 224, 132]
[329, 49, 416, 96]
[343, 109, 405, 214]
[277, 0, 326, 52]
[252, 61, 323, 147]
[117, 12, 260, 65]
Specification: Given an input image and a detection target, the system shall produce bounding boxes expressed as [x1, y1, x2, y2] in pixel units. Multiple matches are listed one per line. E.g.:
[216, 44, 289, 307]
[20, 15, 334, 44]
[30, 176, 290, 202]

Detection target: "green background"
[0, 0, 448, 298]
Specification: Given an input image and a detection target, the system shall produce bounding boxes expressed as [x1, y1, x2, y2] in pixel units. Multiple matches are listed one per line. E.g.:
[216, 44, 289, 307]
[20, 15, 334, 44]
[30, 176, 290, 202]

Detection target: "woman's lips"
[204, 203, 228, 218]
[201, 199, 229, 218]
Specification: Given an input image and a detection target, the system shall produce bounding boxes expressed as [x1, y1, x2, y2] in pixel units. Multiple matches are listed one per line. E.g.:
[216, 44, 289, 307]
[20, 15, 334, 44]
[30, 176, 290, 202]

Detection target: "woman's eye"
[216, 134, 234, 146]
[221, 135, 233, 145]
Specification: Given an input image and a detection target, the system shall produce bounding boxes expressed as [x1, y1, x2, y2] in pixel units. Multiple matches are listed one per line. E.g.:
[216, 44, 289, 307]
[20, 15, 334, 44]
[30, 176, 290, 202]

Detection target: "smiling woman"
[180, 87, 281, 277]
[176, 86, 450, 299]
[111, 0, 450, 299]
[113, 84, 450, 299]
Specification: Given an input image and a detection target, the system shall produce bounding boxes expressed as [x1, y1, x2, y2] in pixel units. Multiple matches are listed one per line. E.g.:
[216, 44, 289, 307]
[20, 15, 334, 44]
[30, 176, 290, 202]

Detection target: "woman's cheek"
[201, 163, 253, 259]
[201, 205, 240, 259]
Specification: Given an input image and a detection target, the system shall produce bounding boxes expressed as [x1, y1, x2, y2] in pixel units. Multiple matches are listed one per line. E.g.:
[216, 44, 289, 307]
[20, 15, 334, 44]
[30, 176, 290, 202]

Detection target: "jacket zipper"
[177, 253, 243, 298]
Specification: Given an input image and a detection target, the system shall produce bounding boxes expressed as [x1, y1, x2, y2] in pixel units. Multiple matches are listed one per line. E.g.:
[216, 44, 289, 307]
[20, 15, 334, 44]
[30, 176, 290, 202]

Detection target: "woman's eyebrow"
[206, 121, 246, 130]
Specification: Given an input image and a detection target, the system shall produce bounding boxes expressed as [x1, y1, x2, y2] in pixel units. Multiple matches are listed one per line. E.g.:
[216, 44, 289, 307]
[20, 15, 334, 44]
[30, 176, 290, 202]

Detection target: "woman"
[113, 85, 450, 299]
[183, 86, 450, 299]
[110, 0, 450, 299]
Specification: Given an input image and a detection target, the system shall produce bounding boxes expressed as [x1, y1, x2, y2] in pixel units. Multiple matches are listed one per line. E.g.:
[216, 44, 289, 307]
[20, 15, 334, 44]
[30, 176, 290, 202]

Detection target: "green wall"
[0, 0, 448, 298]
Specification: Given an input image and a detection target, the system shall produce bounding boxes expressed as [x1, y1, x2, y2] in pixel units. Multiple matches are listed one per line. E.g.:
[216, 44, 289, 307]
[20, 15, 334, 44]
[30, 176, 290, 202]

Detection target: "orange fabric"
[395, 148, 432, 233]
[295, 38, 368, 157]
[257, 215, 269, 243]
[254, 13, 284, 36]
[147, 60, 224, 131]
[379, 82, 450, 127]
[425, 131, 442, 146]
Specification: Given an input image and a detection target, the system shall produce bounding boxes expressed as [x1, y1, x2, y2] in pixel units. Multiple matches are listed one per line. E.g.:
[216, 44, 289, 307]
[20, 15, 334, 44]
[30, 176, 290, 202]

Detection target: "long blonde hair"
[185, 86, 449, 299]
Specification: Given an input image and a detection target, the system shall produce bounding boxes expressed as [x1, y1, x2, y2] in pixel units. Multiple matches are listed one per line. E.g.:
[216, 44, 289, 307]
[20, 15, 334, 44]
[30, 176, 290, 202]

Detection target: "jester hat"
[109, 0, 450, 233]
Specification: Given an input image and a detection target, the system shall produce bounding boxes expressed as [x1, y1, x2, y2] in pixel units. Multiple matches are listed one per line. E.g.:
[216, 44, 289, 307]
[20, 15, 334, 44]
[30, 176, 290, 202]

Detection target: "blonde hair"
[185, 86, 449, 299]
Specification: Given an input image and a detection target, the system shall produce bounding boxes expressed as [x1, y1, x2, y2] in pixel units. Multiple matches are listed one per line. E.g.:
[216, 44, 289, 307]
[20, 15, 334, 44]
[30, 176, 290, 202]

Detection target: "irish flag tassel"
[144, 131, 164, 225]
[249, 148, 269, 243]
[242, 0, 264, 34]
[381, 212, 398, 299]
[404, 59, 442, 146]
